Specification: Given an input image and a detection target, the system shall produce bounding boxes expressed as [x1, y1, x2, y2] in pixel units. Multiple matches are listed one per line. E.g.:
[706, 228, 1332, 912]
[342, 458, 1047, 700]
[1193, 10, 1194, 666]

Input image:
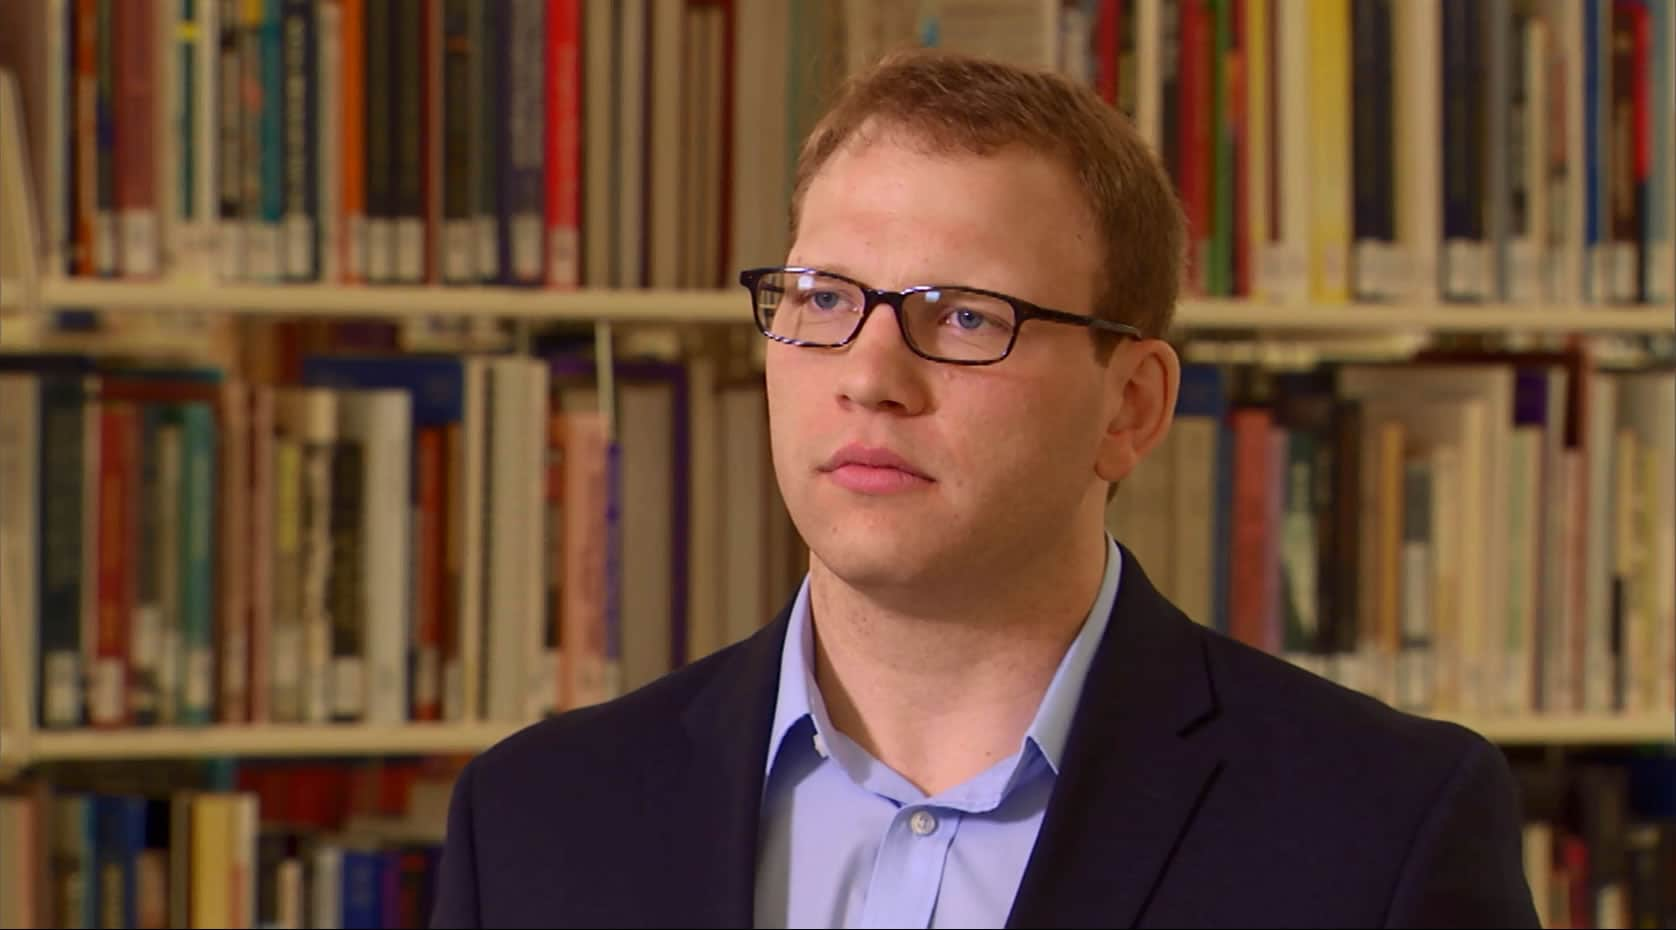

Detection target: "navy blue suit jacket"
[431, 546, 1540, 928]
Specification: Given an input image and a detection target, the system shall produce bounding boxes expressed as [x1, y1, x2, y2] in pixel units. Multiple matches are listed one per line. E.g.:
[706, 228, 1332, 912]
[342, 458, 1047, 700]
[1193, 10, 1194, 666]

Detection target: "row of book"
[2, 323, 1671, 736]
[0, 324, 805, 733]
[1110, 345, 1675, 718]
[1510, 754, 1676, 929]
[0, 0, 1669, 305]
[0, 752, 1671, 928]
[0, 757, 461, 928]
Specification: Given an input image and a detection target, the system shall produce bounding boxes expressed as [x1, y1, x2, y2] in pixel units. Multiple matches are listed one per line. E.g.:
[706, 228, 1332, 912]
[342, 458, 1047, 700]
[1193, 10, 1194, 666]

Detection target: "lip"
[818, 443, 934, 494]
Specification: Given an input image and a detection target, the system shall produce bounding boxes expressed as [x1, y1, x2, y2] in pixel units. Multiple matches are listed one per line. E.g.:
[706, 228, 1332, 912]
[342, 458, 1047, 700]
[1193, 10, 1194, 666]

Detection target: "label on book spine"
[443, 221, 476, 283]
[43, 651, 81, 727]
[1257, 244, 1309, 303]
[1443, 240, 1490, 300]
[91, 658, 125, 725]
[331, 656, 364, 719]
[476, 216, 499, 281]
[347, 213, 368, 280]
[1507, 239, 1543, 303]
[218, 223, 247, 282]
[1609, 243, 1638, 302]
[246, 223, 283, 282]
[284, 215, 316, 280]
[396, 218, 425, 282]
[185, 645, 214, 715]
[366, 219, 393, 283]
[120, 211, 160, 277]
[512, 214, 543, 282]
[549, 229, 579, 288]
[443, 659, 462, 722]
[271, 624, 302, 721]
[1652, 243, 1675, 302]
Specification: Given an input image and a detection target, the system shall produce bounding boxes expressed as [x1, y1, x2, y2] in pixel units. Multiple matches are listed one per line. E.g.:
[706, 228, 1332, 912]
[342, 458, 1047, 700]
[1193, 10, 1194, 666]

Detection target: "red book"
[546, 0, 581, 287]
[93, 403, 138, 727]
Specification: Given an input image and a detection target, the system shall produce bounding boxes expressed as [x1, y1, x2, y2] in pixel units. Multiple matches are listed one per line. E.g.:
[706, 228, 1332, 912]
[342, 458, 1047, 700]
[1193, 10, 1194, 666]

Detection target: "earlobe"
[1094, 340, 1180, 483]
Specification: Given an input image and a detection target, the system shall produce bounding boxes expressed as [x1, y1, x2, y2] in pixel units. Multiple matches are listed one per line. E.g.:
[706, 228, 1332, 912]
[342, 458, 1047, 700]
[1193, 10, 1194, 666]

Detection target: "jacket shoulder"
[461, 632, 762, 798]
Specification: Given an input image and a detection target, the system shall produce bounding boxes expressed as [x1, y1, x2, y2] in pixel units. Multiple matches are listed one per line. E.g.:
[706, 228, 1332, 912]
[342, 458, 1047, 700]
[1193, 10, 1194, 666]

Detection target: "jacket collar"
[675, 542, 1222, 928]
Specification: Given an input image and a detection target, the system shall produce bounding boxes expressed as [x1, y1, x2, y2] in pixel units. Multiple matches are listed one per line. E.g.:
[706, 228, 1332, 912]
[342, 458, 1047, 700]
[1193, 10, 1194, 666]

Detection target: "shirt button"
[908, 810, 938, 836]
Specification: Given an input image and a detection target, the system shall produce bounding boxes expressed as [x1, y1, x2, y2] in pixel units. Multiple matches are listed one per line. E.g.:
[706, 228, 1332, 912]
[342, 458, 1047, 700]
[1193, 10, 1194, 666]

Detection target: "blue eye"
[952, 309, 986, 330]
[810, 291, 843, 311]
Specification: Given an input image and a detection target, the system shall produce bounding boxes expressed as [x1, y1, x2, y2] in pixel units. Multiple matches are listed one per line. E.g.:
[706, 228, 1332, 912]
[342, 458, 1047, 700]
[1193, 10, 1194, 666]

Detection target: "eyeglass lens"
[753, 269, 1018, 363]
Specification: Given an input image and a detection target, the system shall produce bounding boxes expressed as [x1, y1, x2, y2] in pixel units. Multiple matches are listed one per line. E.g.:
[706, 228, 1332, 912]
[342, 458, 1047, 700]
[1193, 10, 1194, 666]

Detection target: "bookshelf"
[22, 277, 1676, 334]
[18, 722, 528, 764]
[0, 713, 1668, 776]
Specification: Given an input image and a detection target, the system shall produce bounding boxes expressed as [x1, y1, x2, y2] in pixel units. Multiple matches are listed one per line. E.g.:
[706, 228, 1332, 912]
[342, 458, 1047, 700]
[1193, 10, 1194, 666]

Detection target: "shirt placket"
[856, 805, 963, 929]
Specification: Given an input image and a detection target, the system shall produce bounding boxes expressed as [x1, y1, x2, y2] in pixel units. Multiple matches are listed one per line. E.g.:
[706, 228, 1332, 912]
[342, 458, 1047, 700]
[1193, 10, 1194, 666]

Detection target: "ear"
[1095, 339, 1180, 483]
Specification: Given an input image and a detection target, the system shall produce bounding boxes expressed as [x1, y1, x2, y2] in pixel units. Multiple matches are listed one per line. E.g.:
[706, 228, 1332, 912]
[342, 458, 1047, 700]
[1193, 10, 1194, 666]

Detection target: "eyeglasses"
[738, 266, 1143, 366]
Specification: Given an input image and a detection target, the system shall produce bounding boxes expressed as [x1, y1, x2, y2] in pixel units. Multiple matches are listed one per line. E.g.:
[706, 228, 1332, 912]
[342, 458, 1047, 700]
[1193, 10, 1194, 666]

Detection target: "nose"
[833, 298, 931, 415]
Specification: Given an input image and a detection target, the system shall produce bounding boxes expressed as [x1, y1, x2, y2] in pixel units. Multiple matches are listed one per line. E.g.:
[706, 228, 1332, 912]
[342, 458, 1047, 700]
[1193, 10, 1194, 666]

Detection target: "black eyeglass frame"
[738, 265, 1145, 366]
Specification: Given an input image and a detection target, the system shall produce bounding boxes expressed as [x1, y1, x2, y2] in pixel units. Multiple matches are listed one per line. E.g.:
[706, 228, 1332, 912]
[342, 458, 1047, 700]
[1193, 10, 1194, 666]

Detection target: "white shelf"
[0, 713, 1666, 769]
[18, 721, 533, 764]
[40, 278, 746, 324]
[34, 277, 1676, 334]
[1432, 712, 1673, 746]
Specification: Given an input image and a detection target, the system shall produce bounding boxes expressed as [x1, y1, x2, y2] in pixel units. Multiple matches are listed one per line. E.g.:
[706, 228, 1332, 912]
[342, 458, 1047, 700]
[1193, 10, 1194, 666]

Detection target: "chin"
[797, 508, 962, 591]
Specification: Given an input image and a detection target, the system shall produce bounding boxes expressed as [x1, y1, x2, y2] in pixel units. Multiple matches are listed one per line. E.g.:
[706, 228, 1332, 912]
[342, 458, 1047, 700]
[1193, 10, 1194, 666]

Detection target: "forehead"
[793, 134, 1101, 303]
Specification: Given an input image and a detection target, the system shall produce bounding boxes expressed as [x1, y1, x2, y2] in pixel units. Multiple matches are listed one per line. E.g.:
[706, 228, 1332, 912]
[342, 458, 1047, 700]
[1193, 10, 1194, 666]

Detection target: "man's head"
[755, 48, 1184, 601]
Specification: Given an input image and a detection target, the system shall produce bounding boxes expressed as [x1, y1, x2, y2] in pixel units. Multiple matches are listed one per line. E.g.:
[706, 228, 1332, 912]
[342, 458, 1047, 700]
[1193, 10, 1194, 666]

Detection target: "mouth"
[817, 443, 934, 494]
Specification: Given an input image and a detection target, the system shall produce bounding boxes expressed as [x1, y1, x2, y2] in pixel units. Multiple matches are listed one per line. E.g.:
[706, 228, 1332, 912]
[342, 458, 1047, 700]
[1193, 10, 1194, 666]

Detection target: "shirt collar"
[763, 534, 1125, 782]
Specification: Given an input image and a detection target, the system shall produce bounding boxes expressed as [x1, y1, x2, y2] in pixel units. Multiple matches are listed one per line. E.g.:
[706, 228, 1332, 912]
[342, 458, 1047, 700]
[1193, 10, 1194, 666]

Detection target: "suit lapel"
[653, 607, 791, 928]
[1007, 546, 1225, 929]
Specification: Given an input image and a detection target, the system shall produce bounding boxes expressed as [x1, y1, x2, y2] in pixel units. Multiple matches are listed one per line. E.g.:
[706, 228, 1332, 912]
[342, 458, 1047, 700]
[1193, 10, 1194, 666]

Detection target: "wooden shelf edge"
[19, 721, 535, 763]
[36, 278, 1676, 334]
[0, 714, 1668, 769]
[1431, 712, 1675, 746]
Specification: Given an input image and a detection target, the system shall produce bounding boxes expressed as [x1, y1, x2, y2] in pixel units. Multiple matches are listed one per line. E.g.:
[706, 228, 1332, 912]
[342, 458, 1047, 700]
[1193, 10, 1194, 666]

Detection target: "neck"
[807, 525, 1110, 797]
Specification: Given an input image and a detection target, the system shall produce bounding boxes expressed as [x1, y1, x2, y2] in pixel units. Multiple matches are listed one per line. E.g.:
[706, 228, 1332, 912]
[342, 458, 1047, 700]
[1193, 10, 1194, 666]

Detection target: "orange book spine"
[545, 0, 580, 287]
[93, 403, 137, 727]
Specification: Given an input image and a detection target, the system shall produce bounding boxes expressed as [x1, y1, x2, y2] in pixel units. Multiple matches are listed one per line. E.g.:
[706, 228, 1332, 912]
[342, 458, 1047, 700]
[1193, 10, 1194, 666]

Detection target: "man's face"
[766, 131, 1120, 598]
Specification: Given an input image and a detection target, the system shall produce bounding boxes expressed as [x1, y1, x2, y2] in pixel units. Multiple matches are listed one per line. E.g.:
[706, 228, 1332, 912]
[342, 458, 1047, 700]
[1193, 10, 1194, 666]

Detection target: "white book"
[1395, 0, 1439, 304]
[338, 389, 412, 725]
[445, 357, 488, 722]
[648, 0, 684, 289]
[615, 0, 647, 288]
[0, 375, 39, 739]
[484, 359, 544, 721]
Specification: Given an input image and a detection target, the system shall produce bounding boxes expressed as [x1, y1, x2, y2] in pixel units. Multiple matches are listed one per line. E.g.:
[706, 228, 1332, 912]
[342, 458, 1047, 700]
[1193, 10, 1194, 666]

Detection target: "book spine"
[215, 0, 243, 280]
[340, 0, 366, 281]
[282, 0, 318, 280]
[502, 0, 546, 285]
[392, 0, 425, 282]
[116, 0, 160, 277]
[546, 0, 581, 287]
[39, 377, 88, 729]
[178, 403, 216, 725]
[440, 0, 476, 283]
[91, 403, 135, 728]
[363, 0, 391, 282]
[94, 0, 118, 276]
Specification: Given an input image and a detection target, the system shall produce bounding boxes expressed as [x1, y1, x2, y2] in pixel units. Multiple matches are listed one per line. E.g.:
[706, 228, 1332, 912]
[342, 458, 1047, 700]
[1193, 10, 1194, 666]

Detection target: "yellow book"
[1308, 0, 1352, 303]
[189, 794, 231, 929]
[1245, 0, 1269, 299]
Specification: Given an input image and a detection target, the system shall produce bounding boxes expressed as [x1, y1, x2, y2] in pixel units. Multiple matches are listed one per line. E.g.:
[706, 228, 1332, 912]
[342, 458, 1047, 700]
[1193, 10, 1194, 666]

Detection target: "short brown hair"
[788, 47, 1187, 343]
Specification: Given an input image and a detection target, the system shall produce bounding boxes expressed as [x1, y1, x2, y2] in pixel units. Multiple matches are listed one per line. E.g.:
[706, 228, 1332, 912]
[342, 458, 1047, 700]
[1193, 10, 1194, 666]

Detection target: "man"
[432, 49, 1539, 929]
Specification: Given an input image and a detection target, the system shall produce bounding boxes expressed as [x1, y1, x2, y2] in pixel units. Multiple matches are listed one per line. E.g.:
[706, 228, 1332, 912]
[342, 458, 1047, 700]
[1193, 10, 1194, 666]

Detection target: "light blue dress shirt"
[753, 535, 1124, 930]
